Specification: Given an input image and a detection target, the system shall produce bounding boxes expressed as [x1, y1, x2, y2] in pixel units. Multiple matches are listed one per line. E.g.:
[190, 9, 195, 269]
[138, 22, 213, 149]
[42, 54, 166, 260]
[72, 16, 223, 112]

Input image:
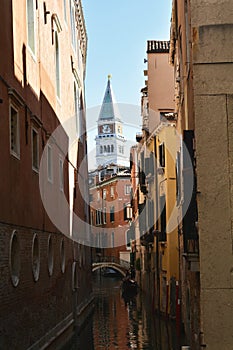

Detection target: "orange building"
[0, 1, 92, 348]
[89, 167, 133, 263]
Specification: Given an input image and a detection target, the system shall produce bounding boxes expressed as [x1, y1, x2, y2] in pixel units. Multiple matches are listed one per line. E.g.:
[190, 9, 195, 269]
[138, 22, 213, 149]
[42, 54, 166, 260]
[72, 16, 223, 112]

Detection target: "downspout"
[154, 135, 160, 315]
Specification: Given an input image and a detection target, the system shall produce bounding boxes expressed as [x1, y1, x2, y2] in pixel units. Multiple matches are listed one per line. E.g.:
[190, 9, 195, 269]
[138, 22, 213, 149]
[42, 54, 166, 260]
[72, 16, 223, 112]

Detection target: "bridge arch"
[92, 262, 126, 277]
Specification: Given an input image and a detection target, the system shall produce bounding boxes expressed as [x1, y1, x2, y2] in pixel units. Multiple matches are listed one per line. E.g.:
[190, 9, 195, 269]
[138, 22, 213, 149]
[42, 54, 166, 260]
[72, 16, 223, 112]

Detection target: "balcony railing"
[147, 40, 170, 54]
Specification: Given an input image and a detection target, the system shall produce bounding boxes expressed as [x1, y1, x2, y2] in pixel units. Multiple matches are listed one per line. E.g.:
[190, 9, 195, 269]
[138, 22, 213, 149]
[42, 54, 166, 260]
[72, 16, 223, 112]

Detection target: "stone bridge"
[92, 257, 130, 277]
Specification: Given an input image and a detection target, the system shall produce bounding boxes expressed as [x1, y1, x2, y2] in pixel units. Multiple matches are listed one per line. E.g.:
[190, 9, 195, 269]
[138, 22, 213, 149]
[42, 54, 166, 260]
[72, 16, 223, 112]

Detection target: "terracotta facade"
[0, 1, 92, 348]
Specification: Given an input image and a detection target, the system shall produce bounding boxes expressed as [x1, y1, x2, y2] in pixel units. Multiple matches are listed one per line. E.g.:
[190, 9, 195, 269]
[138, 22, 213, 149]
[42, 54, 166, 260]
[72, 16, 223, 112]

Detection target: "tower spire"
[98, 76, 121, 122]
[95, 77, 128, 168]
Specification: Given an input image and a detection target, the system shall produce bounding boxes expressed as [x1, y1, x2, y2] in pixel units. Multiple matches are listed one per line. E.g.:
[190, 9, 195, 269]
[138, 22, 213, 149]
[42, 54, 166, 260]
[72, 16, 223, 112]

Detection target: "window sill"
[27, 46, 37, 63]
[10, 151, 20, 161]
[32, 166, 39, 174]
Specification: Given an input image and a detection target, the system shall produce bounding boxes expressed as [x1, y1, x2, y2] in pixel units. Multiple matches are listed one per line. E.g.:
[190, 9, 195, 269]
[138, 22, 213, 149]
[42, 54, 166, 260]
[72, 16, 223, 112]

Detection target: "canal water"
[63, 275, 185, 350]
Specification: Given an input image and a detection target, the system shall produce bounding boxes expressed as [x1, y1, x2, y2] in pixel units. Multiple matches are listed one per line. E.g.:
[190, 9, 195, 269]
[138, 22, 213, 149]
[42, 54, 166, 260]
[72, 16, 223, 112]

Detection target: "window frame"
[69, 0, 77, 52]
[74, 81, 80, 137]
[125, 184, 131, 195]
[31, 127, 39, 172]
[9, 103, 20, 159]
[103, 207, 107, 224]
[159, 142, 165, 168]
[110, 206, 115, 222]
[26, 0, 36, 55]
[95, 209, 102, 226]
[47, 144, 53, 183]
[63, 0, 67, 23]
[55, 31, 61, 100]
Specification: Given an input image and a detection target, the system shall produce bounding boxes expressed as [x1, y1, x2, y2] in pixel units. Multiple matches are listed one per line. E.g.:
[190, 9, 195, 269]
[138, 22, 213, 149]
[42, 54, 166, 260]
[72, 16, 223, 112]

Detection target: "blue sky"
[82, 0, 172, 108]
[81, 0, 172, 169]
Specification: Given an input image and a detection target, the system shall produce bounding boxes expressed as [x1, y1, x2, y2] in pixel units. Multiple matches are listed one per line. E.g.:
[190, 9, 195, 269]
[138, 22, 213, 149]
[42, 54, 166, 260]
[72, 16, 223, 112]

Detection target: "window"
[97, 191, 100, 201]
[96, 209, 102, 225]
[124, 204, 132, 221]
[60, 238, 66, 273]
[110, 186, 114, 198]
[118, 145, 124, 154]
[10, 231, 20, 287]
[47, 144, 53, 182]
[32, 234, 40, 282]
[47, 235, 54, 276]
[90, 210, 94, 226]
[59, 157, 64, 191]
[159, 143, 165, 168]
[103, 207, 107, 224]
[63, 0, 67, 23]
[10, 105, 20, 158]
[124, 204, 127, 221]
[32, 128, 39, 171]
[70, 0, 77, 52]
[159, 195, 167, 242]
[100, 145, 103, 154]
[110, 206, 115, 222]
[111, 145, 114, 153]
[74, 82, 80, 136]
[125, 184, 131, 195]
[103, 189, 107, 199]
[148, 200, 154, 231]
[55, 32, 60, 99]
[111, 232, 114, 248]
[27, 0, 35, 54]
[176, 151, 181, 204]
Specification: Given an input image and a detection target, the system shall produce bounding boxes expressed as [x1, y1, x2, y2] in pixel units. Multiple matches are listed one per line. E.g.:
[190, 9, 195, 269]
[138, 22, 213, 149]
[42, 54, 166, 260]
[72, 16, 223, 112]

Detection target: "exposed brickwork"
[0, 224, 75, 349]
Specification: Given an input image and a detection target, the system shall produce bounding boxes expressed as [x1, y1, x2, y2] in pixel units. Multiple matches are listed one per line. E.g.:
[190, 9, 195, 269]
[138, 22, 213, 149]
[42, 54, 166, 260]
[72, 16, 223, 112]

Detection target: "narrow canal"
[63, 274, 185, 350]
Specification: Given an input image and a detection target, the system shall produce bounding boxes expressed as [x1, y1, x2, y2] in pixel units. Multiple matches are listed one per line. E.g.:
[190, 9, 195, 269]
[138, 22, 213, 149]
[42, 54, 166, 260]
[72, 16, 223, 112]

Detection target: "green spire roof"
[98, 76, 121, 121]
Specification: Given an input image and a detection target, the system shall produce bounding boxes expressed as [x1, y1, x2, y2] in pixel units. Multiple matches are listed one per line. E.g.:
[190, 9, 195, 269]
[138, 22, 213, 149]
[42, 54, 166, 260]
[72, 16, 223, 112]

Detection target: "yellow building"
[133, 40, 180, 317]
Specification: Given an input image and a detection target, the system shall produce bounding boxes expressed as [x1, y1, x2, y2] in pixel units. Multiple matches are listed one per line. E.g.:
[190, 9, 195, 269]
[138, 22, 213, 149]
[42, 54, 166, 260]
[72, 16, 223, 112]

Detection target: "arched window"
[100, 145, 103, 154]
[107, 145, 110, 153]
[55, 32, 60, 98]
[104, 145, 107, 153]
[111, 145, 114, 153]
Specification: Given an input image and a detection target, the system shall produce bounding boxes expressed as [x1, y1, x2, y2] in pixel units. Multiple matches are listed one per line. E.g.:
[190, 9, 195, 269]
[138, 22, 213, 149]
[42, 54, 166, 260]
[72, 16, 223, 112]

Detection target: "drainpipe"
[166, 279, 169, 318]
[154, 136, 160, 315]
[176, 280, 181, 338]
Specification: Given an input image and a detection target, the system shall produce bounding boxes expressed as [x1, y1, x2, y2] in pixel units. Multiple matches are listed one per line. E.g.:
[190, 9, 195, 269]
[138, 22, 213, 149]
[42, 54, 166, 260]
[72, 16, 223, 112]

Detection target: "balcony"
[147, 40, 170, 54]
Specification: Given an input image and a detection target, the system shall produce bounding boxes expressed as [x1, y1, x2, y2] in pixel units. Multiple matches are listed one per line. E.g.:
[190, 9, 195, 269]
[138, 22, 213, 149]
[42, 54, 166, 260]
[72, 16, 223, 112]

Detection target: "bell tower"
[95, 76, 128, 167]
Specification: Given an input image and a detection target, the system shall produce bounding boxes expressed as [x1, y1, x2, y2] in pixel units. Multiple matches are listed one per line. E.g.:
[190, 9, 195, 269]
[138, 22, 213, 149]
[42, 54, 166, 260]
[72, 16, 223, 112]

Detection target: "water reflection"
[63, 275, 184, 349]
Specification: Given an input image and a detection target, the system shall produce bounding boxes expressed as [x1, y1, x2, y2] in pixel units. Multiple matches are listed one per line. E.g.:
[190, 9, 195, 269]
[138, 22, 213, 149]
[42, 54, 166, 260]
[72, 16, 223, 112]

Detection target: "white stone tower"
[95, 76, 128, 167]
